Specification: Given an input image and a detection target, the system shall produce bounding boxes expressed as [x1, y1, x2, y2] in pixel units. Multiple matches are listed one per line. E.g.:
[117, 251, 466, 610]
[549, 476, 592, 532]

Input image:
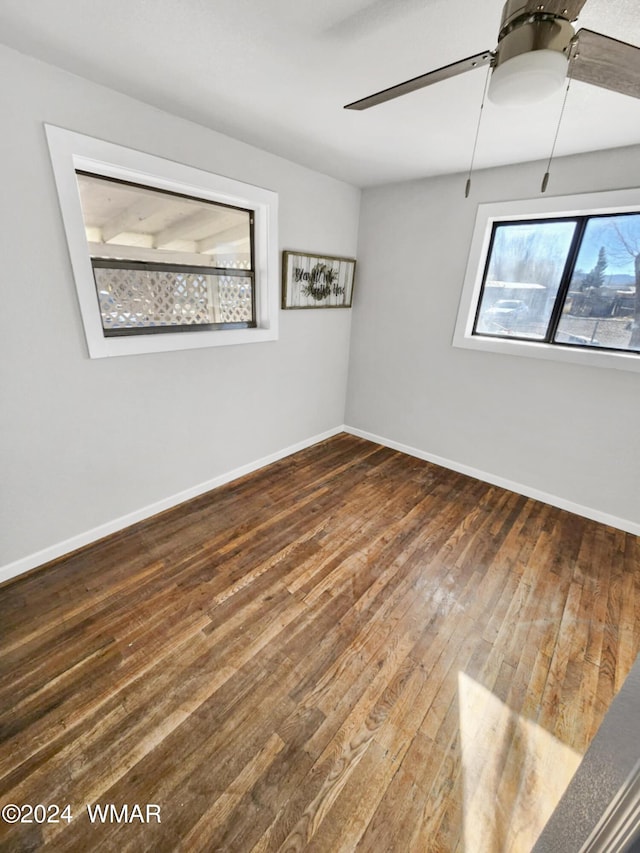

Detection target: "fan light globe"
[488, 49, 569, 105]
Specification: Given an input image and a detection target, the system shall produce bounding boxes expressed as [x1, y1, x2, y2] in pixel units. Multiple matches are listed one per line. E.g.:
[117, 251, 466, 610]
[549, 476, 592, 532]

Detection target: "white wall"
[0, 45, 360, 575]
[346, 148, 640, 533]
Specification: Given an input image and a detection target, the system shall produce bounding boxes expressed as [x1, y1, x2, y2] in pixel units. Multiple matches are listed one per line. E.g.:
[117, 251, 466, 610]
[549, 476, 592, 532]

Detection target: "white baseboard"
[0, 425, 345, 587]
[4, 423, 638, 587]
[344, 425, 640, 537]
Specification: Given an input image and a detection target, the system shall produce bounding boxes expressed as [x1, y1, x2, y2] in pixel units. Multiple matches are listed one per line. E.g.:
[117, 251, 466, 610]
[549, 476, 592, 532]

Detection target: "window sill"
[453, 330, 640, 373]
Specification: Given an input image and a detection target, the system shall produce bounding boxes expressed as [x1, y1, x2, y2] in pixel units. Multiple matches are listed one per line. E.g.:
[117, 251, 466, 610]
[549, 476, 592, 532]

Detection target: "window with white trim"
[454, 188, 640, 373]
[46, 126, 278, 358]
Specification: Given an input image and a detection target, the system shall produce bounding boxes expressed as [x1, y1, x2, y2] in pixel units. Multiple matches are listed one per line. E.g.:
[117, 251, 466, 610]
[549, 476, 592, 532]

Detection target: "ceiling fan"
[344, 0, 640, 111]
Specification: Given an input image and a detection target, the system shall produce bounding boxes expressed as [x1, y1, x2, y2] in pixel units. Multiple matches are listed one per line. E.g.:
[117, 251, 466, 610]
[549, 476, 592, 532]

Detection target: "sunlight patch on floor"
[458, 671, 582, 853]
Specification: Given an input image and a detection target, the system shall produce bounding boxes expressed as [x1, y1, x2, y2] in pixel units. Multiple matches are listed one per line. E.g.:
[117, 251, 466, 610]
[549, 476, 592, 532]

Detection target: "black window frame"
[77, 170, 257, 339]
[472, 212, 640, 356]
[92, 259, 257, 337]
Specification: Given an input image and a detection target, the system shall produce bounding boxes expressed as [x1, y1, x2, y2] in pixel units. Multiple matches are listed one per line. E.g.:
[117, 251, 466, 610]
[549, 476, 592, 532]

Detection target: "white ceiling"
[1, 0, 640, 187]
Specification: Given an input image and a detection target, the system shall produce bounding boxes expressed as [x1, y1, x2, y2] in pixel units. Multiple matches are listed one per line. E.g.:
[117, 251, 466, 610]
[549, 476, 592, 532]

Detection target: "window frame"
[453, 187, 640, 373]
[45, 124, 279, 358]
[91, 258, 256, 337]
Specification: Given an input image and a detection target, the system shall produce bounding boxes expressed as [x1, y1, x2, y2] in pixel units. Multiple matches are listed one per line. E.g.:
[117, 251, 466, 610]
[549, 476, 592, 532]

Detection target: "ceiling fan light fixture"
[488, 48, 569, 105]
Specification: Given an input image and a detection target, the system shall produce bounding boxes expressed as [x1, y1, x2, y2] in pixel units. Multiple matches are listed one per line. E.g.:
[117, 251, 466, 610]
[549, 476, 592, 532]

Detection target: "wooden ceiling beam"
[101, 197, 163, 243]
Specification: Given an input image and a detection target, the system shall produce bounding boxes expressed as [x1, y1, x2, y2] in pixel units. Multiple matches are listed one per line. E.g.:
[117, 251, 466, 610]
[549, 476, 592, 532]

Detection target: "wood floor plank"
[0, 433, 638, 852]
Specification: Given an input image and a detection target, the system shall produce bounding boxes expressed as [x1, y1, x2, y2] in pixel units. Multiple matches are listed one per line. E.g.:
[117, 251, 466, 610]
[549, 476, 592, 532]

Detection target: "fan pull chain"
[465, 63, 493, 198]
[541, 58, 574, 193]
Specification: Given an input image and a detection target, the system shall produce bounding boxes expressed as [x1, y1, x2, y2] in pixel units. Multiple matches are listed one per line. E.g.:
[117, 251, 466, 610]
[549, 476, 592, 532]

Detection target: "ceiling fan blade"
[572, 28, 640, 100]
[344, 50, 493, 110]
[521, 0, 588, 20]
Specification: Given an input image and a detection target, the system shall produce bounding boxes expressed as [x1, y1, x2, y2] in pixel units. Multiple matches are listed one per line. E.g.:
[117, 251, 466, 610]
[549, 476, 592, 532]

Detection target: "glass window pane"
[555, 213, 640, 353]
[93, 264, 254, 335]
[76, 172, 252, 270]
[475, 220, 577, 339]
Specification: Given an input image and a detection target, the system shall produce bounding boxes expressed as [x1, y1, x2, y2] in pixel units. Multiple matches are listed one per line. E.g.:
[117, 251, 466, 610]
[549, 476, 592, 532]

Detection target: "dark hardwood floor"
[0, 433, 638, 852]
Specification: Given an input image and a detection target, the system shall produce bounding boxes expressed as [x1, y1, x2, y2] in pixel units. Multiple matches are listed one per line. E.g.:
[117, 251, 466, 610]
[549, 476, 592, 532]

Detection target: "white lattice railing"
[93, 266, 253, 330]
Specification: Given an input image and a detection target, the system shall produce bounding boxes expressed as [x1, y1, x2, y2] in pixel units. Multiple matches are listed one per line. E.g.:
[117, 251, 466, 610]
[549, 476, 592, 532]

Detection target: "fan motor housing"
[494, 2, 575, 70]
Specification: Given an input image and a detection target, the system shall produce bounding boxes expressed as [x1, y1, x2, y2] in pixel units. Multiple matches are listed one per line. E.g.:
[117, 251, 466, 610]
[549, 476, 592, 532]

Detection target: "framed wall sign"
[282, 251, 356, 309]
